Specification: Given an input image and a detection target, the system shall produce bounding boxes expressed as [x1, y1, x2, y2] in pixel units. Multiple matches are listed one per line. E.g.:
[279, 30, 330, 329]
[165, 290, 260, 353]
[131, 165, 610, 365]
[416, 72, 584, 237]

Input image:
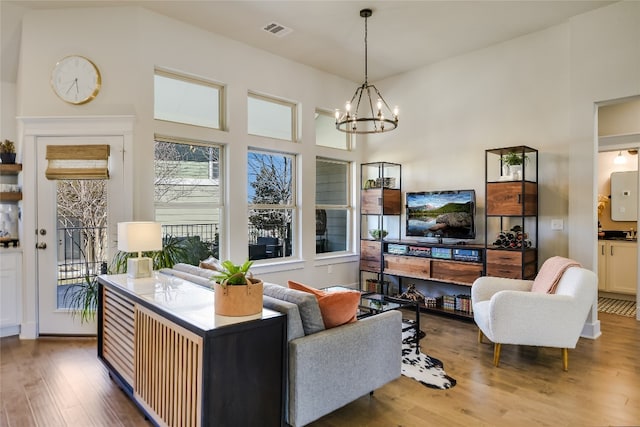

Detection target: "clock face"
[51, 55, 101, 105]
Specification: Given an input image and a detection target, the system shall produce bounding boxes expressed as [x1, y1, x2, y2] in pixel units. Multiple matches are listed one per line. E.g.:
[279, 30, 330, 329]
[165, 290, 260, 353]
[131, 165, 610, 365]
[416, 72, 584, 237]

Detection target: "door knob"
[36, 242, 47, 249]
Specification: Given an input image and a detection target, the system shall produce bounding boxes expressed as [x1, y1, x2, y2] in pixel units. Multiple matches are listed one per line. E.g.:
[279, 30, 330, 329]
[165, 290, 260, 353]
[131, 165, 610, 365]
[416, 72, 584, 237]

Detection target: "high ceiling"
[2, 1, 614, 83]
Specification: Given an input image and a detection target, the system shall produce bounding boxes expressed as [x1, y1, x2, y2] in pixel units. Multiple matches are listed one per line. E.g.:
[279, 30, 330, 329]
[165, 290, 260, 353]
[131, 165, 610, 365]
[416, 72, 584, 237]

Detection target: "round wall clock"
[51, 55, 102, 105]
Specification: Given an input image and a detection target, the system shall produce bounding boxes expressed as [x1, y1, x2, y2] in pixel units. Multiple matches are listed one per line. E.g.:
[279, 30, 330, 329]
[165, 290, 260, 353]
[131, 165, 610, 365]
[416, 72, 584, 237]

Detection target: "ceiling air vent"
[262, 21, 293, 38]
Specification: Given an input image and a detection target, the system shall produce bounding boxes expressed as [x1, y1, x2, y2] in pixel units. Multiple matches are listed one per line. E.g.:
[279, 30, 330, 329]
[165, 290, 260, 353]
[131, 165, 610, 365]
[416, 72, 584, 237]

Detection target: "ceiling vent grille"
[262, 22, 293, 38]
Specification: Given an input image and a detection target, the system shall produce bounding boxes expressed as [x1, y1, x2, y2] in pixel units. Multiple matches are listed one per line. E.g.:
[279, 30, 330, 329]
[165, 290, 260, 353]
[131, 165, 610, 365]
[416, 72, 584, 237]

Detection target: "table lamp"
[117, 222, 162, 278]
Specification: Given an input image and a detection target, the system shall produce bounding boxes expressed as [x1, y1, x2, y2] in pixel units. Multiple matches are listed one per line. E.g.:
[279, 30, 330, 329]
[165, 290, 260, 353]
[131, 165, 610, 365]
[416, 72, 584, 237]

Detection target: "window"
[154, 70, 224, 129]
[248, 150, 295, 260]
[316, 158, 351, 254]
[248, 93, 296, 141]
[154, 137, 222, 260]
[315, 109, 351, 150]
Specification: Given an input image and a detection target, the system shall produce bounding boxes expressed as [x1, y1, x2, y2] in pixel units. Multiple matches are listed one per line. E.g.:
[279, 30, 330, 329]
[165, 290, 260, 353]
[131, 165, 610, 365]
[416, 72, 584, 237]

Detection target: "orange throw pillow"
[288, 281, 360, 329]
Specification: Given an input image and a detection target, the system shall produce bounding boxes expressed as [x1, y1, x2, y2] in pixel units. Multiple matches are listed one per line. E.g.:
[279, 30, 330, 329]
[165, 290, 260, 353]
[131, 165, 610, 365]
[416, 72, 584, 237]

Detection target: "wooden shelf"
[0, 192, 22, 202]
[0, 164, 22, 175]
[419, 305, 474, 320]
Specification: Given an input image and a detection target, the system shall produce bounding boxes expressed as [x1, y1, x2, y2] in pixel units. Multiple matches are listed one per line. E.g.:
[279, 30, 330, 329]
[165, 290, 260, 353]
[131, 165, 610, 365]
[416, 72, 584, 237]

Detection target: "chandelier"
[335, 8, 398, 134]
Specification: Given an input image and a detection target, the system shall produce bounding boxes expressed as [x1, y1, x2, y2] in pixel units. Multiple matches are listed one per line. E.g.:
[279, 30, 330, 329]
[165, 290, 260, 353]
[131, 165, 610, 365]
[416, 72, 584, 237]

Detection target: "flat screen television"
[406, 190, 476, 241]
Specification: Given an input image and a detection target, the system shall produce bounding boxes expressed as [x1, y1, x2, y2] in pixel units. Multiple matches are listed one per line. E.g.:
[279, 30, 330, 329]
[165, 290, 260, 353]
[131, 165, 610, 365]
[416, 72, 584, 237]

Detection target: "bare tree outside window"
[56, 179, 107, 282]
[248, 151, 295, 259]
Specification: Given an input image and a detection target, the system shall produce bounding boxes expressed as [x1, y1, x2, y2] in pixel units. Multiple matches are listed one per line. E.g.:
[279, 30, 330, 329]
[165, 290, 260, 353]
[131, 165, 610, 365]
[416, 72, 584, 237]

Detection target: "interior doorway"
[596, 95, 640, 319]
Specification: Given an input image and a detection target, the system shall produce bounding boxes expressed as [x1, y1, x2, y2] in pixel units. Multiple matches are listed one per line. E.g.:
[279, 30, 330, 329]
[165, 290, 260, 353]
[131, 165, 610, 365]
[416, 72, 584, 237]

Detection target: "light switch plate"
[551, 219, 564, 231]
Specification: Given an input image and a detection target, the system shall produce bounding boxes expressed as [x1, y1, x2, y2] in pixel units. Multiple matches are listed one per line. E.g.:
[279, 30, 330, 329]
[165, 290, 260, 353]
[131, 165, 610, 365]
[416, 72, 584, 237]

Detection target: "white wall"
[16, 6, 362, 288]
[366, 21, 572, 262]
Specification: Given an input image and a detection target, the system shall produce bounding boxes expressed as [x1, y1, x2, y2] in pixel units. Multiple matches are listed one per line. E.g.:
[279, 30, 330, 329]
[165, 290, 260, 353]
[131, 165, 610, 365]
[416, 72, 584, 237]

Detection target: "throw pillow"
[288, 281, 360, 329]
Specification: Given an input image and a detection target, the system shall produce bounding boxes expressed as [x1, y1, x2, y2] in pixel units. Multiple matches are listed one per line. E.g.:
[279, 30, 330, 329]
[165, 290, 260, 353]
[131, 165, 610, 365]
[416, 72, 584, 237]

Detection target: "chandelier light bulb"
[393, 106, 399, 118]
[345, 101, 351, 112]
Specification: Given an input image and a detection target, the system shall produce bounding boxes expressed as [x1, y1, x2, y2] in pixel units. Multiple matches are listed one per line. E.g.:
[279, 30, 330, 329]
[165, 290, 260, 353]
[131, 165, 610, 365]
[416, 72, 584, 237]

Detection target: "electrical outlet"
[551, 219, 564, 231]
[327, 265, 333, 274]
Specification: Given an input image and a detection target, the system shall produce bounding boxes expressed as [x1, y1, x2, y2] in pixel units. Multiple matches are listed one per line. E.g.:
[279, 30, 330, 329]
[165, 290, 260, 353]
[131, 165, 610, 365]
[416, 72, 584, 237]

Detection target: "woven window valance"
[45, 144, 110, 180]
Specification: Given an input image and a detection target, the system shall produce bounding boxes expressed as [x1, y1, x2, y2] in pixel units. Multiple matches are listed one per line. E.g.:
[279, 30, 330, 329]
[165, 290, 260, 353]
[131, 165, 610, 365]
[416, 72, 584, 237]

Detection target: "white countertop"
[99, 273, 282, 332]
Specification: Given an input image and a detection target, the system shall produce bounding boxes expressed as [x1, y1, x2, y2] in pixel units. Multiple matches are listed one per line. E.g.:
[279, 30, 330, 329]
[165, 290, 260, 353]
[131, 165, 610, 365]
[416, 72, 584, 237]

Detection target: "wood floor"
[1, 312, 638, 426]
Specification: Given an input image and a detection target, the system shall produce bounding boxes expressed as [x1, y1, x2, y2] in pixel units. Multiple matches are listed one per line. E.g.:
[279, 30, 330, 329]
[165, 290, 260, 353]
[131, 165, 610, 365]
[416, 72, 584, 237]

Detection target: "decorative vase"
[510, 165, 522, 180]
[0, 153, 16, 164]
[214, 278, 264, 316]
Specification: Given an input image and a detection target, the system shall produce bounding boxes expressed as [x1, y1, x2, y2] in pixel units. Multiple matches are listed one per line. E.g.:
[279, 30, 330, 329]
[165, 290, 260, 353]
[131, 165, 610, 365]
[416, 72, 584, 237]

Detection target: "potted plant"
[369, 229, 388, 240]
[211, 259, 263, 316]
[0, 139, 16, 164]
[501, 151, 528, 180]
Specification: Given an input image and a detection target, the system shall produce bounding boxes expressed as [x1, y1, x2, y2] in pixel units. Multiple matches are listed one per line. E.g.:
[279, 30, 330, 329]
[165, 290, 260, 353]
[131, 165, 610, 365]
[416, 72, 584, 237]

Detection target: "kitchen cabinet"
[598, 240, 637, 295]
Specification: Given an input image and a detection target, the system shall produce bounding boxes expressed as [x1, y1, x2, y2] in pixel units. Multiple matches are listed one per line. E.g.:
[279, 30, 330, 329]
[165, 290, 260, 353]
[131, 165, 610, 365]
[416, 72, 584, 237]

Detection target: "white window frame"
[315, 108, 352, 150]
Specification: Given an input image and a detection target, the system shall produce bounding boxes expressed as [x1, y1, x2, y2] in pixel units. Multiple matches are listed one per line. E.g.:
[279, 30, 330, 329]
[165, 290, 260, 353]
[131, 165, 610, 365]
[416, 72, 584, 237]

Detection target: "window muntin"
[315, 109, 350, 150]
[248, 150, 296, 260]
[154, 137, 222, 260]
[154, 70, 223, 129]
[248, 93, 296, 141]
[316, 158, 351, 254]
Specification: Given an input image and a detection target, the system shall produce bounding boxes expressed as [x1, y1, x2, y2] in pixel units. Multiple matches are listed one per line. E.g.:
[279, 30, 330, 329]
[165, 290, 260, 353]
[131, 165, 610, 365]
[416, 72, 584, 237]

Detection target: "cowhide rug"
[401, 321, 456, 389]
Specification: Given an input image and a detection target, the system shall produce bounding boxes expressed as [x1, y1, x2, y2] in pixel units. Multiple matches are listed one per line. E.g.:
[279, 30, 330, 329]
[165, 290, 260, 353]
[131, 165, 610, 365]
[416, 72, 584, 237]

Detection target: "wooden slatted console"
[97, 274, 286, 427]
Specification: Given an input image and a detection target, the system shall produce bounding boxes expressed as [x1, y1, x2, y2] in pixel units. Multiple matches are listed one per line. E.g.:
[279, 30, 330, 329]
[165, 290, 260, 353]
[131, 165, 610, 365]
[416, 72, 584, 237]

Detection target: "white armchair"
[471, 266, 597, 371]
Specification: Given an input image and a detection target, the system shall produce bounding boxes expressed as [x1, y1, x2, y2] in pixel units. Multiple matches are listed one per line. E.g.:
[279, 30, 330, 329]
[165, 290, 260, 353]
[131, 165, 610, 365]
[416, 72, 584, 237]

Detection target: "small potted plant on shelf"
[501, 151, 528, 180]
[0, 139, 16, 164]
[369, 229, 388, 240]
[211, 259, 263, 316]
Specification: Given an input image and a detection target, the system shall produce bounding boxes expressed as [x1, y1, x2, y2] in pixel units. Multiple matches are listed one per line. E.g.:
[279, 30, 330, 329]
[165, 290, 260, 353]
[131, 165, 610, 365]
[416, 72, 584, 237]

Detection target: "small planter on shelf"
[211, 260, 263, 316]
[0, 140, 16, 164]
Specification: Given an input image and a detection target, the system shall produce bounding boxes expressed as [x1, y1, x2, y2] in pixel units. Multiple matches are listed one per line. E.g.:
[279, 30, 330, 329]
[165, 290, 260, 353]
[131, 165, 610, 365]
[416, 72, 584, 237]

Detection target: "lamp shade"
[117, 222, 162, 253]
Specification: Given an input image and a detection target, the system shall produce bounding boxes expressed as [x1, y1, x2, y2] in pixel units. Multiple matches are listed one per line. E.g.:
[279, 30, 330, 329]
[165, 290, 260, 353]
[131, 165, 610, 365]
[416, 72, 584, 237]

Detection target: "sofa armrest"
[471, 276, 533, 304]
[287, 310, 402, 427]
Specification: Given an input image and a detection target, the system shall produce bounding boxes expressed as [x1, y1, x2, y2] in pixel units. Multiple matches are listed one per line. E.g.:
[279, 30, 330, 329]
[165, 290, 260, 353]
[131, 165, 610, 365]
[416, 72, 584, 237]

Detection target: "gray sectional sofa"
[160, 264, 402, 427]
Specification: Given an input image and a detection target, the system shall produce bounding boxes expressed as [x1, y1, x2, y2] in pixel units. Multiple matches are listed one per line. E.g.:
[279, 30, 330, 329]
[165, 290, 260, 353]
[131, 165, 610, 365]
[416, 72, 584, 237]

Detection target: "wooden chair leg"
[478, 329, 484, 343]
[561, 348, 569, 371]
[493, 343, 502, 367]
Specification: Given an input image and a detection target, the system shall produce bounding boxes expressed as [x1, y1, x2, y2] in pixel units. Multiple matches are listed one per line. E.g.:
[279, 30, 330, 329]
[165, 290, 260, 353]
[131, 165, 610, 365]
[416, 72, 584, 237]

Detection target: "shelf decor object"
[117, 222, 162, 278]
[211, 260, 264, 317]
[335, 9, 399, 134]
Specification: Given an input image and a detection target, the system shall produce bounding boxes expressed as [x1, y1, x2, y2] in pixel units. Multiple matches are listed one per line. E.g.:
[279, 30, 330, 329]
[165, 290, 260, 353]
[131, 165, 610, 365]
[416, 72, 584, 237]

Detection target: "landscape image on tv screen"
[406, 190, 475, 239]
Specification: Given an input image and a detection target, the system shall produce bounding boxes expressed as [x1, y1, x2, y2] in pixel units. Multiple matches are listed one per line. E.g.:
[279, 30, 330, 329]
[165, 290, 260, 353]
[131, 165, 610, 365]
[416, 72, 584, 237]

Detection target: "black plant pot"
[0, 153, 16, 164]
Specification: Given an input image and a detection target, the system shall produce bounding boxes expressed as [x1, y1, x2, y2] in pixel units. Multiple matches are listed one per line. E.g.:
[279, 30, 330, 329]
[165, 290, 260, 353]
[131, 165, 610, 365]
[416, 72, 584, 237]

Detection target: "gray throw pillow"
[263, 283, 325, 335]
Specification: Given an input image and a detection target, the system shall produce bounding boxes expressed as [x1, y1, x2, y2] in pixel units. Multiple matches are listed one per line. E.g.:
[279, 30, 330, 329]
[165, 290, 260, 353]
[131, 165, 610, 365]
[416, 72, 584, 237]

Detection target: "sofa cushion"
[262, 295, 305, 341]
[288, 281, 359, 329]
[263, 283, 325, 335]
[172, 263, 216, 280]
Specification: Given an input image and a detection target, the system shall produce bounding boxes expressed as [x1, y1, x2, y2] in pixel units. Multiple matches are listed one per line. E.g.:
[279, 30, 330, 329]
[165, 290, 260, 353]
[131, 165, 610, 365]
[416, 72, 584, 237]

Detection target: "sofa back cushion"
[263, 283, 325, 335]
[262, 295, 305, 341]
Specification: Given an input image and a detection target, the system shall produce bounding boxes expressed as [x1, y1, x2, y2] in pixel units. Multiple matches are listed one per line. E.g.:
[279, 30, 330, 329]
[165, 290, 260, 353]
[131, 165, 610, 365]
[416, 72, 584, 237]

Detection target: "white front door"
[36, 136, 125, 335]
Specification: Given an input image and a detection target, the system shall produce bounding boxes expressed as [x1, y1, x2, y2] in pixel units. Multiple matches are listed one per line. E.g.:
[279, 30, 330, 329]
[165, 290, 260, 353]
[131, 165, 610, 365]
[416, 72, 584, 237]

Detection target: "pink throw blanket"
[531, 256, 582, 294]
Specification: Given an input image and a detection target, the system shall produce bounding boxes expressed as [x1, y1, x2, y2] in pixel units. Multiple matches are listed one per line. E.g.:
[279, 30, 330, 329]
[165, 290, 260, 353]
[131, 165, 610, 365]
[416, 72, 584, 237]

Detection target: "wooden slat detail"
[102, 287, 135, 386]
[431, 260, 483, 285]
[134, 305, 203, 427]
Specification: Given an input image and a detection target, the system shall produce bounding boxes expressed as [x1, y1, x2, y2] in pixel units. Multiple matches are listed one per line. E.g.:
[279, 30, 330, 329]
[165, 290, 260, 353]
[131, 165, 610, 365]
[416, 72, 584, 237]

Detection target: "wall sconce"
[117, 222, 162, 278]
[613, 151, 627, 165]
